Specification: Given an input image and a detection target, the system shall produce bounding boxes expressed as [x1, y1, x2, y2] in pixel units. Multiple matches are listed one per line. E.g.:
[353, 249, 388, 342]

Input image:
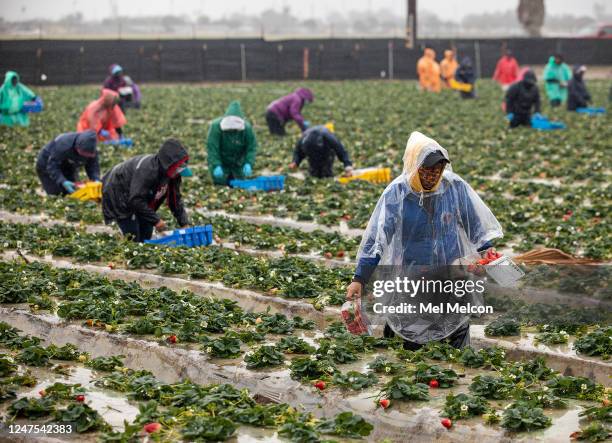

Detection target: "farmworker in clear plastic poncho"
[439, 50, 458, 89]
[207, 100, 257, 186]
[102, 64, 141, 111]
[265, 87, 314, 135]
[416, 48, 441, 93]
[102, 139, 192, 243]
[454, 57, 477, 99]
[77, 89, 127, 141]
[543, 54, 572, 108]
[567, 65, 591, 112]
[0, 71, 37, 127]
[288, 122, 353, 178]
[346, 132, 503, 350]
[505, 69, 541, 128]
[36, 130, 100, 196]
[493, 49, 519, 91]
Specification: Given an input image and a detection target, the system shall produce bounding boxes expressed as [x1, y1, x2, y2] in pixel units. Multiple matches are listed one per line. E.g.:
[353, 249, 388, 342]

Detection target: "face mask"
[178, 166, 193, 177]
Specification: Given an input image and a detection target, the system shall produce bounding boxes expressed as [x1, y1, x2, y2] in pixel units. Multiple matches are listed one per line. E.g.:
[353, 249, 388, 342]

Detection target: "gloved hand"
[303, 120, 310, 129]
[213, 165, 224, 178]
[99, 129, 110, 139]
[343, 165, 354, 177]
[506, 112, 514, 121]
[242, 163, 252, 177]
[62, 181, 76, 194]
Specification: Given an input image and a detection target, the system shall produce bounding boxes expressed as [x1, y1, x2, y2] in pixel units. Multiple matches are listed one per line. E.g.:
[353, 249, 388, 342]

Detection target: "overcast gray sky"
[0, 0, 603, 21]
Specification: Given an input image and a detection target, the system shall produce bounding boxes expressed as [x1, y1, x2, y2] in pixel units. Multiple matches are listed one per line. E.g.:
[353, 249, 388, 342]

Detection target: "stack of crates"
[144, 225, 213, 248]
[338, 167, 391, 185]
[576, 107, 606, 115]
[531, 115, 566, 131]
[229, 175, 285, 191]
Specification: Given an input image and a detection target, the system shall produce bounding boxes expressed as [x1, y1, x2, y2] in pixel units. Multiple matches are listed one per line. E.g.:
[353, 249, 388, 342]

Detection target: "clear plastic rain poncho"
[356, 131, 503, 343]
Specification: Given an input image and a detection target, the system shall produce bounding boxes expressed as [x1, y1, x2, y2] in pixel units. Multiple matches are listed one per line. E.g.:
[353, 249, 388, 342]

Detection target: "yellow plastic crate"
[69, 182, 102, 202]
[338, 167, 391, 185]
[449, 78, 473, 92]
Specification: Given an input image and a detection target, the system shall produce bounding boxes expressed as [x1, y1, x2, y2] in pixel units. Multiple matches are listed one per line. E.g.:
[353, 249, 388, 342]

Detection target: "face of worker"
[418, 162, 446, 190]
[11, 76, 18, 86]
[554, 56, 562, 65]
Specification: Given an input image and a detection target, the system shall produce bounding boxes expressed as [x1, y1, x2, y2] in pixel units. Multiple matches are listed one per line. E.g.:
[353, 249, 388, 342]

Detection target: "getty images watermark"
[370, 276, 493, 315]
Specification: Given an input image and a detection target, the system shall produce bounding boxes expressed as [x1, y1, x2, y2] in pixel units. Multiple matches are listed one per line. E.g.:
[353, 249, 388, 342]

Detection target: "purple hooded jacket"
[266, 88, 314, 130]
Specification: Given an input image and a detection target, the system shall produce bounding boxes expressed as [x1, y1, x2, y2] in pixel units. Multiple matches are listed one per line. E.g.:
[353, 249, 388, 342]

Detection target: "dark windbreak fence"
[1, 38, 610, 86]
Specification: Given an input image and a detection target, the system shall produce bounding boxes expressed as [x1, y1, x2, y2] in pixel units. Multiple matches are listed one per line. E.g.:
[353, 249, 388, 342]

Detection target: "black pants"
[509, 113, 532, 128]
[383, 323, 471, 351]
[36, 166, 76, 196]
[265, 110, 286, 136]
[116, 215, 155, 243]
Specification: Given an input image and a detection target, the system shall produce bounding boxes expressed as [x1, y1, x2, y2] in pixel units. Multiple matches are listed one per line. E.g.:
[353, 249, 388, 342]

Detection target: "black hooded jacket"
[36, 131, 99, 185]
[293, 125, 352, 178]
[505, 71, 541, 115]
[567, 66, 591, 111]
[102, 139, 189, 226]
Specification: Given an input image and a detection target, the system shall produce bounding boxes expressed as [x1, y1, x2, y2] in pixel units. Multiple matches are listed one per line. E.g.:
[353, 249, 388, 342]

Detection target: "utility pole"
[405, 0, 417, 48]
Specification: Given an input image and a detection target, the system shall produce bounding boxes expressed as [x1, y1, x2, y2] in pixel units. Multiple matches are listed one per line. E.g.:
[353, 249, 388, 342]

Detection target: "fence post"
[240, 43, 247, 81]
[303, 48, 310, 80]
[388, 40, 394, 80]
[474, 40, 482, 80]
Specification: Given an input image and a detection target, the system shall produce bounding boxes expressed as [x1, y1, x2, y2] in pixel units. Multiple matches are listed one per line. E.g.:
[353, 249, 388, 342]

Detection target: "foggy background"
[1, 0, 610, 38]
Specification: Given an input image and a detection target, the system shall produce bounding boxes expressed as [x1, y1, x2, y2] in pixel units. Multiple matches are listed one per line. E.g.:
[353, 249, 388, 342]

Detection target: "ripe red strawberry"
[143, 422, 161, 433]
[441, 418, 452, 429]
[429, 380, 439, 388]
[324, 252, 333, 259]
[167, 335, 177, 344]
[75, 395, 85, 402]
[107, 262, 115, 269]
[336, 250, 345, 258]
[379, 398, 390, 409]
[313, 380, 326, 390]
[38, 389, 46, 397]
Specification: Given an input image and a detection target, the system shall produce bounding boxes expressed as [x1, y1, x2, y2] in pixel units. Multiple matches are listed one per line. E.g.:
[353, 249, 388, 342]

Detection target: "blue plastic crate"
[144, 225, 213, 248]
[531, 115, 566, 131]
[576, 107, 606, 115]
[22, 97, 43, 113]
[230, 175, 285, 192]
[102, 137, 134, 147]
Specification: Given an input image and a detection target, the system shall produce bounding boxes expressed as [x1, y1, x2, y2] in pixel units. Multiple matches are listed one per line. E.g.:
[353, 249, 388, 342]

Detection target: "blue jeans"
[116, 215, 155, 243]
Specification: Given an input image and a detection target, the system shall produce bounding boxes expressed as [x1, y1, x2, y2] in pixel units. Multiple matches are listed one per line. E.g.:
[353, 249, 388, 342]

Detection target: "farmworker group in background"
[207, 101, 257, 185]
[505, 70, 541, 128]
[567, 65, 591, 111]
[455, 57, 477, 99]
[265, 87, 314, 135]
[36, 130, 100, 195]
[543, 54, 572, 108]
[103, 64, 141, 112]
[0, 71, 37, 127]
[417, 48, 441, 92]
[289, 122, 353, 178]
[493, 49, 520, 90]
[439, 50, 458, 89]
[77, 89, 126, 141]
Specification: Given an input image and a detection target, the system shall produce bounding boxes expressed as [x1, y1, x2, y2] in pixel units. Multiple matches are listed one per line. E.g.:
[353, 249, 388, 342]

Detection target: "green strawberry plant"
[332, 371, 379, 390]
[442, 393, 490, 420]
[244, 345, 285, 369]
[501, 401, 552, 431]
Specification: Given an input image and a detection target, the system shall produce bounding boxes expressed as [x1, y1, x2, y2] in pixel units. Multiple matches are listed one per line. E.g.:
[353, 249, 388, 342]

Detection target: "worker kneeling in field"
[0, 71, 37, 127]
[265, 87, 314, 135]
[207, 100, 257, 186]
[346, 131, 503, 350]
[288, 122, 353, 178]
[77, 89, 127, 141]
[505, 69, 541, 128]
[567, 65, 591, 112]
[102, 139, 192, 242]
[36, 130, 100, 196]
